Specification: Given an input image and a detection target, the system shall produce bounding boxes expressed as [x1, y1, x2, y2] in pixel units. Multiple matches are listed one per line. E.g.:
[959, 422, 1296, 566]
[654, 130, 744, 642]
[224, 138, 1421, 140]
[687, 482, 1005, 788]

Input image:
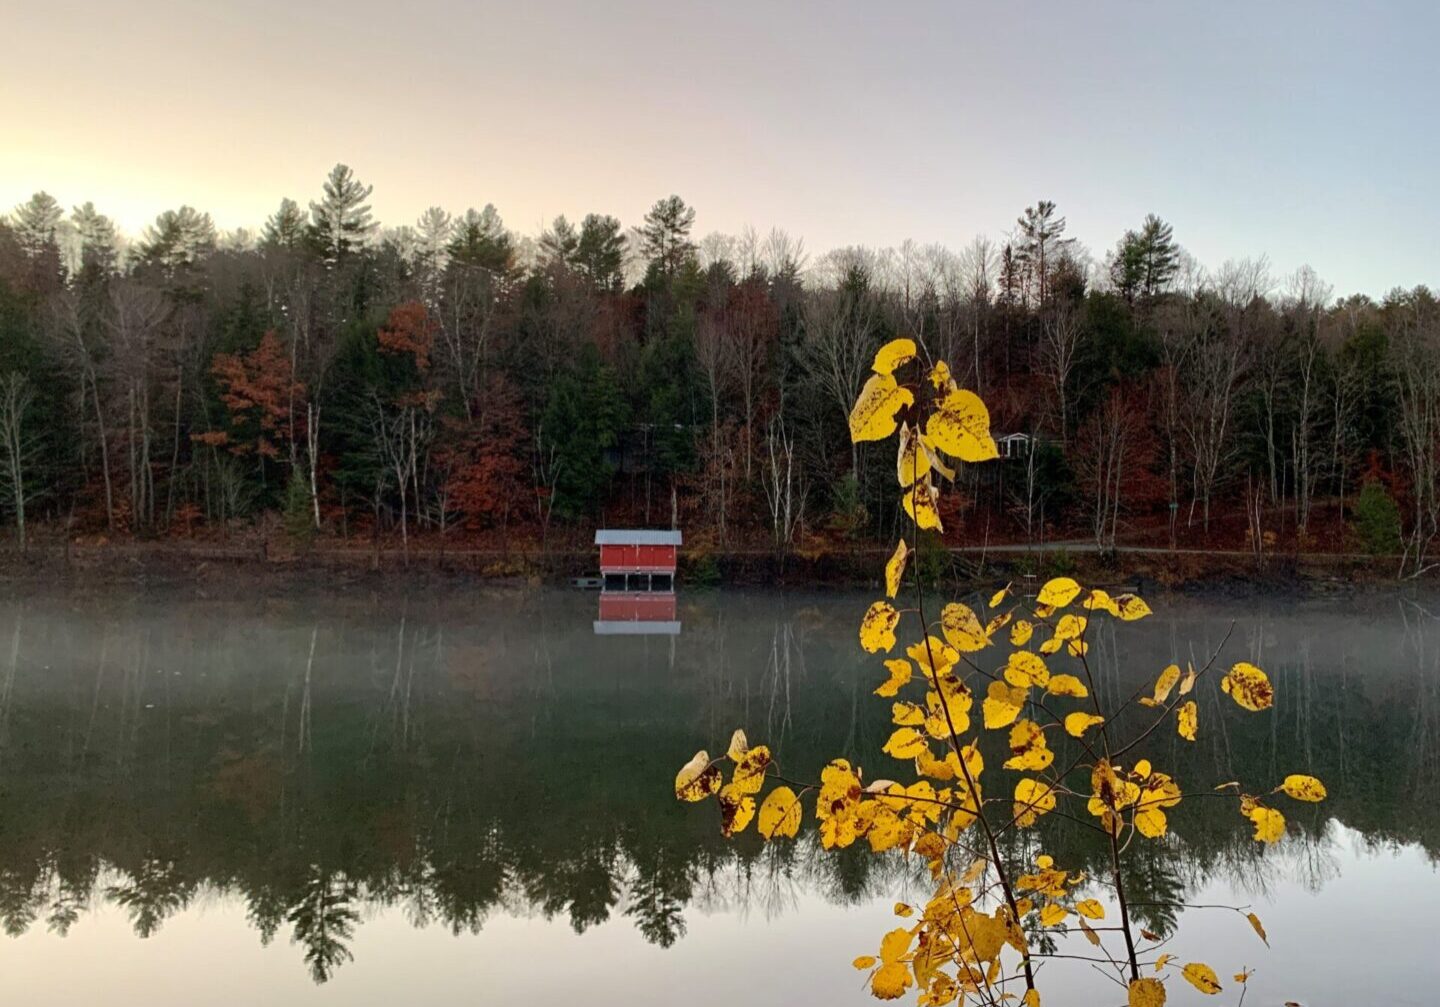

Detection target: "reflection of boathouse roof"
[594, 529, 683, 545]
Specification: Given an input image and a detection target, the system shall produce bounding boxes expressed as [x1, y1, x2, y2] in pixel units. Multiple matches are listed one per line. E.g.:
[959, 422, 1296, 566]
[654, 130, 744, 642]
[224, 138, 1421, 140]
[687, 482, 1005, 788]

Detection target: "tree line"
[0, 166, 1436, 566]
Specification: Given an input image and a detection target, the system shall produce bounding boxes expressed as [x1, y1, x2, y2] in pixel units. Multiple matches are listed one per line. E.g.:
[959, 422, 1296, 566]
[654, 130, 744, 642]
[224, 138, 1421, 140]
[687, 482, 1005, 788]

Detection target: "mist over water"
[0, 586, 1437, 1005]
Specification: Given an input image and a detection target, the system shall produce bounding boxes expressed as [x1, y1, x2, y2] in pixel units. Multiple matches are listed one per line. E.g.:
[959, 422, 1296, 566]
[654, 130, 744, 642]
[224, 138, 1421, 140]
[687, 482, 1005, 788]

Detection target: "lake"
[0, 585, 1437, 1005]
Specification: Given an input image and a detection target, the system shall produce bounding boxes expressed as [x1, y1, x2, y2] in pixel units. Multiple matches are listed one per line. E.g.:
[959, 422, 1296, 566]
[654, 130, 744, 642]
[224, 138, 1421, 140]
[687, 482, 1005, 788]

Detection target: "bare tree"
[0, 373, 36, 550]
[802, 280, 878, 473]
[1390, 316, 1440, 576]
[761, 415, 805, 560]
[1037, 305, 1084, 442]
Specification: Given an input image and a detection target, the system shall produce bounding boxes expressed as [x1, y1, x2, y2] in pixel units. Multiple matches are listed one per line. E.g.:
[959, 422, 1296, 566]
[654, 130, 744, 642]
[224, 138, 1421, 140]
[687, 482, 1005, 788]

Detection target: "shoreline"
[0, 538, 1416, 598]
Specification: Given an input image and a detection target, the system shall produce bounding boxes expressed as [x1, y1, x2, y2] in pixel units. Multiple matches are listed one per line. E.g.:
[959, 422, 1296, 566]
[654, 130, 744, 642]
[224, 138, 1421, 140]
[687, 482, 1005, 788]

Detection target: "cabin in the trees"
[596, 529, 681, 591]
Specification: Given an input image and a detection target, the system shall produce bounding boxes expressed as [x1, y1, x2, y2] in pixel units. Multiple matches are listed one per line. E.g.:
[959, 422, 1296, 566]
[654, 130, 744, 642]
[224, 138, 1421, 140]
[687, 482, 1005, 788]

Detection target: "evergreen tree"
[261, 198, 309, 252]
[539, 215, 579, 270]
[541, 344, 627, 518]
[6, 192, 66, 293]
[70, 202, 117, 281]
[1015, 200, 1073, 309]
[137, 206, 217, 275]
[575, 214, 625, 293]
[446, 205, 512, 275]
[639, 195, 697, 288]
[308, 164, 376, 263]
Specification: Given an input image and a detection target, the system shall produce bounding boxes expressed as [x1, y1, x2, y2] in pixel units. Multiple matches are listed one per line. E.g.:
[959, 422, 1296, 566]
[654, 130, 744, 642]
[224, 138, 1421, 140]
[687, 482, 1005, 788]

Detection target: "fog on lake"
[0, 586, 1437, 1005]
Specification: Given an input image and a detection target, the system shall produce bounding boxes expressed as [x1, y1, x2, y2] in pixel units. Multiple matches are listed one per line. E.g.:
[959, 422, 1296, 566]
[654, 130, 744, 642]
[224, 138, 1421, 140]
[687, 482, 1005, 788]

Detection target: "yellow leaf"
[926, 386, 998, 462]
[1039, 902, 1068, 927]
[983, 680, 1027, 729]
[941, 602, 989, 652]
[1076, 899, 1105, 920]
[1176, 700, 1197, 741]
[849, 371, 915, 443]
[1247, 911, 1269, 946]
[872, 337, 917, 376]
[924, 686, 972, 738]
[1128, 977, 1167, 1007]
[871, 961, 913, 999]
[1013, 778, 1057, 827]
[989, 584, 1011, 608]
[879, 926, 913, 963]
[947, 744, 985, 783]
[860, 600, 901, 653]
[852, 955, 877, 970]
[896, 422, 932, 489]
[1280, 774, 1327, 802]
[929, 359, 954, 390]
[907, 636, 959, 676]
[1114, 593, 1153, 621]
[1004, 719, 1054, 771]
[1221, 661, 1274, 711]
[1036, 576, 1082, 608]
[1178, 665, 1196, 695]
[1065, 712, 1105, 738]
[732, 745, 772, 794]
[1079, 916, 1101, 946]
[884, 539, 910, 599]
[1009, 619, 1034, 646]
[1152, 664, 1181, 705]
[1023, 990, 1041, 1007]
[726, 728, 749, 761]
[717, 783, 756, 836]
[675, 750, 722, 801]
[894, 901, 913, 918]
[874, 658, 913, 697]
[1005, 650, 1051, 688]
[892, 701, 925, 727]
[1133, 758, 1152, 779]
[985, 610, 1013, 636]
[903, 478, 944, 531]
[1181, 962, 1222, 995]
[1046, 674, 1089, 698]
[1248, 805, 1286, 843]
[914, 748, 953, 781]
[1082, 588, 1120, 615]
[883, 727, 929, 760]
[757, 786, 801, 839]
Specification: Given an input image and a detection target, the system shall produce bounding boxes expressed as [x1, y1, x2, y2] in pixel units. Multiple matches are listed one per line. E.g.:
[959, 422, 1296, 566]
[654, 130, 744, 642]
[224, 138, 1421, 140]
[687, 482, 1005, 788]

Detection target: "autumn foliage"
[202, 330, 304, 459]
[676, 338, 1328, 1006]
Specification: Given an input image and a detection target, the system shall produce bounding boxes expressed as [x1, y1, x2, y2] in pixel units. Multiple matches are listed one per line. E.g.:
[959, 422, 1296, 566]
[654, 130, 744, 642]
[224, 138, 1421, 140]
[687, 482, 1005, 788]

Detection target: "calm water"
[0, 585, 1437, 1005]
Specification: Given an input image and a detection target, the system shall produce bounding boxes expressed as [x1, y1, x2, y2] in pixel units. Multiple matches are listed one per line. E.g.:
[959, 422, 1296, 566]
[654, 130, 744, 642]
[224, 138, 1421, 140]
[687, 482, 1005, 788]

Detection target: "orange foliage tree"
[201, 330, 305, 461]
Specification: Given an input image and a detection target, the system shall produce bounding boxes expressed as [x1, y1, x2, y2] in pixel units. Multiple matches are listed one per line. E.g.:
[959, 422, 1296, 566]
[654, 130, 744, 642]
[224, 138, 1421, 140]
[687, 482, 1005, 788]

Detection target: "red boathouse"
[595, 529, 681, 591]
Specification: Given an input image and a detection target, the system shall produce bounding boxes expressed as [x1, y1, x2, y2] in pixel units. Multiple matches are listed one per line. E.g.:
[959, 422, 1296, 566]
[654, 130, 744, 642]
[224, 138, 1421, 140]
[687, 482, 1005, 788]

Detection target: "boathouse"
[595, 529, 681, 591]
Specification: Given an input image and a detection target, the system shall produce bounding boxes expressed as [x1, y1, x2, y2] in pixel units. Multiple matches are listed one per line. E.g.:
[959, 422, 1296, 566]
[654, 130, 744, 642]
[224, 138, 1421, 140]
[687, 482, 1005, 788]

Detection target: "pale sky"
[2, 0, 1437, 296]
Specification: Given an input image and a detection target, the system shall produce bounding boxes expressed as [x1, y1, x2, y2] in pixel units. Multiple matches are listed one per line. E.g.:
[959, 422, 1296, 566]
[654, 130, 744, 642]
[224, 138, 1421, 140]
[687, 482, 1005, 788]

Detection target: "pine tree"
[639, 195, 697, 288]
[137, 206, 217, 279]
[307, 164, 376, 263]
[539, 215, 579, 270]
[261, 198, 309, 251]
[575, 214, 625, 293]
[1015, 200, 1073, 309]
[1137, 214, 1179, 300]
[70, 202, 117, 280]
[446, 205, 512, 274]
[7, 192, 66, 292]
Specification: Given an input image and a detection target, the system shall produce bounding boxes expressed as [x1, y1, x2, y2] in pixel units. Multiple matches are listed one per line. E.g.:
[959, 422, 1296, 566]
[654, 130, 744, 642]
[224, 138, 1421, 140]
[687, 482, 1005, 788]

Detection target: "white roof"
[595, 529, 683, 545]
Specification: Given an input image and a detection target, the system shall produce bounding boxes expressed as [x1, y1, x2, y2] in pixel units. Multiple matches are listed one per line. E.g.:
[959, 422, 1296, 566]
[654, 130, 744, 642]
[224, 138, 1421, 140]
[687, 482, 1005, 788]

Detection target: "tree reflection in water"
[0, 587, 1435, 982]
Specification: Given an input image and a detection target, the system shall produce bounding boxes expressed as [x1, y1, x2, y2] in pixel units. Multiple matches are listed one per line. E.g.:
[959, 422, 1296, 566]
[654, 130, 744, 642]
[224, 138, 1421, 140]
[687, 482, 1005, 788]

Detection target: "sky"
[2, 0, 1437, 296]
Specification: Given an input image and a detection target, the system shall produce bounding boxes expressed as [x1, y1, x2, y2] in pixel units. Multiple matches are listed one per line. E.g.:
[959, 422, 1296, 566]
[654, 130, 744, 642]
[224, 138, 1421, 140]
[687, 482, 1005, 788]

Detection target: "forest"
[0, 164, 1436, 568]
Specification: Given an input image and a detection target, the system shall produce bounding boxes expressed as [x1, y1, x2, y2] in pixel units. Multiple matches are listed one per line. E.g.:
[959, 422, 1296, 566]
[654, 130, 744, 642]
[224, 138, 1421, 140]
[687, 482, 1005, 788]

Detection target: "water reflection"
[0, 588, 1437, 987]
